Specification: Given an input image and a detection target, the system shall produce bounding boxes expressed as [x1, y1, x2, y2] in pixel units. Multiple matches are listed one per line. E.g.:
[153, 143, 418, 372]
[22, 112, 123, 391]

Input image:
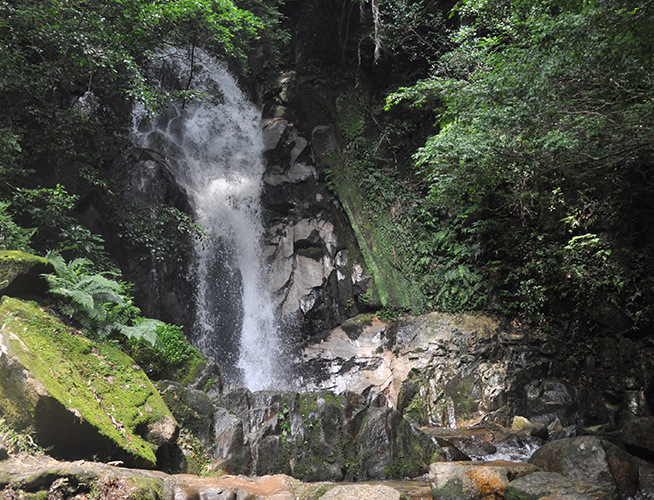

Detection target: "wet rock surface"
[529, 436, 639, 500]
[211, 387, 439, 481]
[92, 147, 196, 329]
[300, 312, 654, 431]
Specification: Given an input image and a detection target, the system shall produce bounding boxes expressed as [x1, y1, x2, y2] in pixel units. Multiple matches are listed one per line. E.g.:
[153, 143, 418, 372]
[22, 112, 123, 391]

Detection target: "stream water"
[131, 48, 284, 391]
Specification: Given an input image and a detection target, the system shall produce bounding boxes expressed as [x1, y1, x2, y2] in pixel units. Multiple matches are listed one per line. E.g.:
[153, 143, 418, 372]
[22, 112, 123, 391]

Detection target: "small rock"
[504, 471, 611, 500]
[318, 484, 401, 500]
[430, 461, 538, 500]
[512, 415, 549, 440]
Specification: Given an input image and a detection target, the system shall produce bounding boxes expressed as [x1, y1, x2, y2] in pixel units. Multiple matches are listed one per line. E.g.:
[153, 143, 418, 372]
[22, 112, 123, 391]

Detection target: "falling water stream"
[132, 49, 283, 390]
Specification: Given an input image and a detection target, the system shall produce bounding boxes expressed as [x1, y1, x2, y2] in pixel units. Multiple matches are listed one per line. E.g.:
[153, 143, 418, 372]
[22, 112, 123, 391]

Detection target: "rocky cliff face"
[260, 117, 371, 340]
[299, 312, 654, 430]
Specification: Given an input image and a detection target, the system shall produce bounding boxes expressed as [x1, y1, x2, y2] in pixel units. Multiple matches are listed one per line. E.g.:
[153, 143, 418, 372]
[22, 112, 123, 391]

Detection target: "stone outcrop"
[529, 436, 639, 500]
[0, 296, 177, 469]
[261, 117, 371, 338]
[299, 312, 654, 429]
[83, 147, 196, 329]
[0, 251, 52, 299]
[211, 387, 440, 481]
[429, 461, 538, 500]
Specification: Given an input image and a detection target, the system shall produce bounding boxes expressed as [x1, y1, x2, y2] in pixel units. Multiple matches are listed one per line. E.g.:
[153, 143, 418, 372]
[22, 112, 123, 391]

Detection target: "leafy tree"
[0, 0, 272, 261]
[387, 0, 654, 332]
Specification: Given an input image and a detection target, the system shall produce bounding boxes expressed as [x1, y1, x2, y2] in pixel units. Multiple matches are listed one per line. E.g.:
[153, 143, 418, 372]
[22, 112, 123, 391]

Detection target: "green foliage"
[115, 204, 203, 263]
[42, 252, 161, 344]
[0, 202, 34, 252]
[8, 184, 107, 262]
[0, 417, 44, 456]
[376, 0, 449, 69]
[128, 323, 205, 382]
[384, 0, 654, 332]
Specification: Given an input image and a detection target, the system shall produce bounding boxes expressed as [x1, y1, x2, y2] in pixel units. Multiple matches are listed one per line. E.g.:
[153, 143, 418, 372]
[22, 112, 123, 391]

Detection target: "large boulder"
[529, 436, 639, 499]
[504, 471, 613, 500]
[212, 388, 440, 481]
[429, 461, 538, 500]
[621, 416, 654, 460]
[0, 251, 52, 299]
[0, 296, 177, 468]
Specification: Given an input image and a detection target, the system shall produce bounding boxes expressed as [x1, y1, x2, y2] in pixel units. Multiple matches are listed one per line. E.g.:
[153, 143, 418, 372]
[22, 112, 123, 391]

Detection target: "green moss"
[0, 296, 175, 467]
[447, 377, 477, 420]
[123, 473, 165, 499]
[432, 479, 465, 499]
[341, 314, 374, 340]
[0, 250, 51, 296]
[404, 392, 429, 425]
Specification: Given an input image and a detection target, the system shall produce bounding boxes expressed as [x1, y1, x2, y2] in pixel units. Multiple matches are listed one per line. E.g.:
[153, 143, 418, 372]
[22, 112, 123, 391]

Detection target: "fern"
[117, 319, 163, 346]
[42, 252, 160, 345]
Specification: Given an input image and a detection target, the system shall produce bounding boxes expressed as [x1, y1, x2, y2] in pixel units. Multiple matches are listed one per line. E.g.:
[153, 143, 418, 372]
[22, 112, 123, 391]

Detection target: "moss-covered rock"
[0, 296, 177, 468]
[0, 251, 52, 299]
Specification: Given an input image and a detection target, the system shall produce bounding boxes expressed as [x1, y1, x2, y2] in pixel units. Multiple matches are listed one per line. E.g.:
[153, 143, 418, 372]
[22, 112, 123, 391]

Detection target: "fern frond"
[117, 319, 163, 346]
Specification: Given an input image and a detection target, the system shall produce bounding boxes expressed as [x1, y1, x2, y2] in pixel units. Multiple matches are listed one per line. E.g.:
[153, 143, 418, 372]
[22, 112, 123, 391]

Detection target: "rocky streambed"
[3, 253, 654, 498]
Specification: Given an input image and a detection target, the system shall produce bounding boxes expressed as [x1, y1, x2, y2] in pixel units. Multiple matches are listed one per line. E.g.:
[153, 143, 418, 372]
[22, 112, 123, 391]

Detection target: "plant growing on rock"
[0, 417, 43, 456]
[42, 252, 160, 344]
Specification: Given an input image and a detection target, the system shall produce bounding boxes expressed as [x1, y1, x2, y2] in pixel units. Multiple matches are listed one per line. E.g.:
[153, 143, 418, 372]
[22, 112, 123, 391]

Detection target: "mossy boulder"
[0, 296, 177, 468]
[0, 251, 52, 299]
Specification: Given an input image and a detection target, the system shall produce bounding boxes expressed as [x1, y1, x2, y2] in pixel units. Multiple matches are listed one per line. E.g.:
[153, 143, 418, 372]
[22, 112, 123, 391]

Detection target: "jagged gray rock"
[211, 387, 441, 481]
[529, 436, 639, 500]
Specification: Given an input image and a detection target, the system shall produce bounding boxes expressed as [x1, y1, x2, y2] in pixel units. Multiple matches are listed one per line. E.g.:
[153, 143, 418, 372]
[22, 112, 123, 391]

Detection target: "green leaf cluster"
[127, 323, 205, 382]
[42, 252, 160, 344]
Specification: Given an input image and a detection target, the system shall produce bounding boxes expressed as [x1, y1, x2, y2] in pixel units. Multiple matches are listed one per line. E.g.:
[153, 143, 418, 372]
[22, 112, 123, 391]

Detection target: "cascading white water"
[132, 48, 283, 391]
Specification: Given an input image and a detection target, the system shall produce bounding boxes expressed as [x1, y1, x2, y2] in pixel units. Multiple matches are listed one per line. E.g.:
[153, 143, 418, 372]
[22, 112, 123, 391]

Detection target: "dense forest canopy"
[1, 0, 653, 346]
[384, 0, 654, 336]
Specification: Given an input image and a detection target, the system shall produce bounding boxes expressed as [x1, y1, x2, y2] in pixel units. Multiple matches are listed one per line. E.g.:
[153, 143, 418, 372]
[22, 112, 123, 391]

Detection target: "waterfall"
[132, 48, 284, 391]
